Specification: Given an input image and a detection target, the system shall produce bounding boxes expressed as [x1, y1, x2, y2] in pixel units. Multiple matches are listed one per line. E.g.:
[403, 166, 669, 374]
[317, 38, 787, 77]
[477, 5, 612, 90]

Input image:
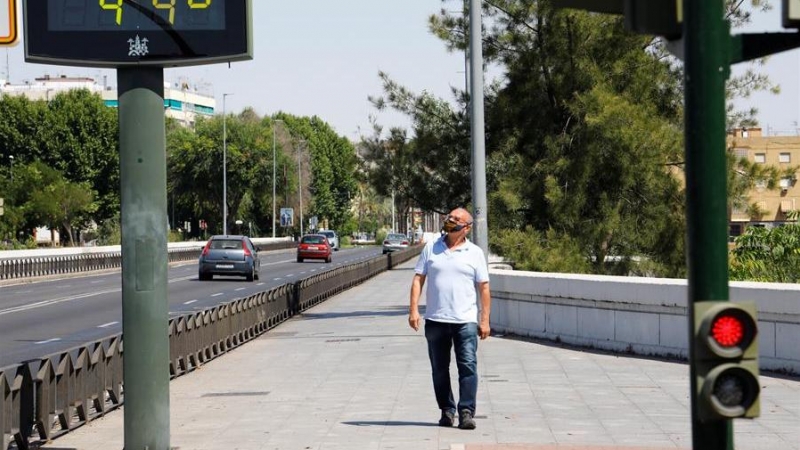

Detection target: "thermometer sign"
[24, 0, 252, 67]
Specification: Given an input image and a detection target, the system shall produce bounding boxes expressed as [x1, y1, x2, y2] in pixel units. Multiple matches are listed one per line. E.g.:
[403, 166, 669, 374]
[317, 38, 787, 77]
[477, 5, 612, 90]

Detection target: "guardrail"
[0, 246, 421, 450]
[0, 240, 297, 282]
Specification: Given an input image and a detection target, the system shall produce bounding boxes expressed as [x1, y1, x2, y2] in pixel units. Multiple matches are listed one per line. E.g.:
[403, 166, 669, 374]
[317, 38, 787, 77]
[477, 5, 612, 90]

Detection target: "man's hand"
[478, 319, 490, 340]
[408, 311, 421, 331]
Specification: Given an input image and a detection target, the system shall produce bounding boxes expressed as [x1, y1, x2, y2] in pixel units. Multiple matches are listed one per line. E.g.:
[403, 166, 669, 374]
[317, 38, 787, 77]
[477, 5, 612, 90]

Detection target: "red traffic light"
[711, 314, 745, 347]
[699, 306, 757, 359]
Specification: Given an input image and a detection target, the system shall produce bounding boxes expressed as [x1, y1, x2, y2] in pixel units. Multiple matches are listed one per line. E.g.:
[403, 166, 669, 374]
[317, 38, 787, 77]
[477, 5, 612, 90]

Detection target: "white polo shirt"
[414, 236, 490, 324]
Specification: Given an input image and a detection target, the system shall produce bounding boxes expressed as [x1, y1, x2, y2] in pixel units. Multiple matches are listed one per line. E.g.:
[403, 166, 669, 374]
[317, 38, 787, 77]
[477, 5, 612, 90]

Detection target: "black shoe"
[458, 410, 476, 430]
[438, 409, 455, 427]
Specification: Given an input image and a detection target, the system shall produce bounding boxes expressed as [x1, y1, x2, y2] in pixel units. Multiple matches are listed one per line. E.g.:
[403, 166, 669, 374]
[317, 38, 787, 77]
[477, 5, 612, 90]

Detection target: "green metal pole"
[684, 0, 733, 448]
[118, 67, 171, 450]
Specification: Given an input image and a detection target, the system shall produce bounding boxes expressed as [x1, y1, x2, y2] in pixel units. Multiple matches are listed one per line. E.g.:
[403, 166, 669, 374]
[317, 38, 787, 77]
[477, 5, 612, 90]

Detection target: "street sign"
[0, 0, 17, 46]
[784, 0, 800, 28]
[280, 208, 294, 227]
[23, 0, 252, 67]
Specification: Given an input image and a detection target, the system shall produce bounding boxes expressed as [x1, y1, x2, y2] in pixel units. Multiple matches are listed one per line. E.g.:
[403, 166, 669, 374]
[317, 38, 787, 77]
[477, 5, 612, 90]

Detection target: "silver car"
[382, 233, 410, 254]
[319, 230, 339, 251]
[198, 235, 260, 281]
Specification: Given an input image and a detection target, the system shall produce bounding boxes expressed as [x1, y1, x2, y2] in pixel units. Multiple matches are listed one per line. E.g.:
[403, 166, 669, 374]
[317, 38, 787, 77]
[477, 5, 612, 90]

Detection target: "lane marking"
[235, 287, 246, 291]
[98, 321, 118, 328]
[184, 300, 198, 305]
[211, 293, 223, 297]
[35, 338, 61, 345]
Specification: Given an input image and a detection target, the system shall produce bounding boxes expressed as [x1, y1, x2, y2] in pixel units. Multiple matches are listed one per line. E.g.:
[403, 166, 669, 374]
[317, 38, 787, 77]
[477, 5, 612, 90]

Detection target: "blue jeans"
[424, 320, 478, 415]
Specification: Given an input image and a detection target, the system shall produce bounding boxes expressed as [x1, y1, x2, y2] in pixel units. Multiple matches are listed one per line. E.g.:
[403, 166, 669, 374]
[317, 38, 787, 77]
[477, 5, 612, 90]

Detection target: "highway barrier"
[0, 240, 297, 282]
[0, 246, 420, 450]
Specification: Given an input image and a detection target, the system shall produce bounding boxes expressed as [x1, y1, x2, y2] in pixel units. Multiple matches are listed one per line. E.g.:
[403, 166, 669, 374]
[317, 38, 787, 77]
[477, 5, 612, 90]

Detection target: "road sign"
[0, 0, 17, 46]
[23, 0, 252, 67]
[280, 208, 294, 227]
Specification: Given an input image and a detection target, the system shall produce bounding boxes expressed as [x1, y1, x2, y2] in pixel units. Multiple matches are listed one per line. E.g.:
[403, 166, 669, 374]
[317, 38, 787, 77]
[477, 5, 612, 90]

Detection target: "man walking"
[408, 207, 491, 430]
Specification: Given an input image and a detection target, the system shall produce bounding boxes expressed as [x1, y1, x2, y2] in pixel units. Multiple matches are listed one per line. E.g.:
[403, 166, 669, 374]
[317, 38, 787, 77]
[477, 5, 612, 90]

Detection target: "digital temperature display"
[48, 0, 225, 32]
[24, 0, 252, 68]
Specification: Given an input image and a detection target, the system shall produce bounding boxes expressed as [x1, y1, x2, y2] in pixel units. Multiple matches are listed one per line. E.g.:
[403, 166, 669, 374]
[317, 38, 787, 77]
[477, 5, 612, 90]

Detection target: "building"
[0, 75, 215, 127]
[727, 127, 800, 238]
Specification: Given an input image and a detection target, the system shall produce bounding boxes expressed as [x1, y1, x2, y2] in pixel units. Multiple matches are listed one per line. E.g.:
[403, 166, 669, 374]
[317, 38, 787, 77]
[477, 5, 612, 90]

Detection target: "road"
[0, 246, 382, 368]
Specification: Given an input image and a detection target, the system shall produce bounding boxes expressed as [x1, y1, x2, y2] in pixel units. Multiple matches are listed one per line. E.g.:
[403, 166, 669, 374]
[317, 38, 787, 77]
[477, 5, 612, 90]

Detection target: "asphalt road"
[0, 246, 383, 368]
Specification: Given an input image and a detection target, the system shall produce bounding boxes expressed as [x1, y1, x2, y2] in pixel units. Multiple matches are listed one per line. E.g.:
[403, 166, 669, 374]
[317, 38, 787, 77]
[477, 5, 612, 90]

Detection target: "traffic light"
[693, 301, 760, 421]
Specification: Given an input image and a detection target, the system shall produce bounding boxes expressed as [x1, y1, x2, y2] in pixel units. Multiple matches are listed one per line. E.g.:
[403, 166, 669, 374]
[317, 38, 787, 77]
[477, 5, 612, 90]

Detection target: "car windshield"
[321, 231, 335, 238]
[387, 234, 406, 240]
[210, 239, 243, 250]
[302, 236, 326, 244]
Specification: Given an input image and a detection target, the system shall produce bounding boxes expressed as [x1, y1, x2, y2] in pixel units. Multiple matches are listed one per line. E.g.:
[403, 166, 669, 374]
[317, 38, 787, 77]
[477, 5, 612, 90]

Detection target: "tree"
[730, 221, 800, 282]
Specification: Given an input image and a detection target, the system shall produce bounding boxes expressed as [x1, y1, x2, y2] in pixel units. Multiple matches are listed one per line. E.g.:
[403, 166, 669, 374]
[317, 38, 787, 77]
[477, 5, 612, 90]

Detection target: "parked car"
[198, 235, 260, 281]
[297, 234, 332, 263]
[319, 230, 339, 251]
[382, 233, 410, 254]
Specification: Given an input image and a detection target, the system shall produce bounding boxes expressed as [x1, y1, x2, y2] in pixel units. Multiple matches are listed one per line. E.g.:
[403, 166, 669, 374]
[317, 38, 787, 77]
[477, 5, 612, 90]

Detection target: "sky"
[3, 2, 797, 139]
[731, 5, 800, 135]
[1, 0, 469, 141]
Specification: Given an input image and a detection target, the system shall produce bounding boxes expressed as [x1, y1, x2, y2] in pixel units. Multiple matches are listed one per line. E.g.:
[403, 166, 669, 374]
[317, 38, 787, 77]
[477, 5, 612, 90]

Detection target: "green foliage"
[490, 227, 592, 273]
[96, 214, 121, 246]
[730, 224, 800, 282]
[365, 1, 686, 275]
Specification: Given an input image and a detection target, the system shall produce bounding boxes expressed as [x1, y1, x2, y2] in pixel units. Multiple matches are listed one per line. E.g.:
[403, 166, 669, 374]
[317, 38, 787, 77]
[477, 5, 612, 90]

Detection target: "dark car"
[382, 233, 410, 254]
[297, 234, 332, 263]
[198, 235, 260, 281]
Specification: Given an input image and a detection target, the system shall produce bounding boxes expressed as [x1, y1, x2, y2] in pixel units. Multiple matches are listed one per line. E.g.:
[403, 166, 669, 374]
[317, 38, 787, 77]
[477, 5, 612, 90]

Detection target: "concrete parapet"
[489, 269, 800, 375]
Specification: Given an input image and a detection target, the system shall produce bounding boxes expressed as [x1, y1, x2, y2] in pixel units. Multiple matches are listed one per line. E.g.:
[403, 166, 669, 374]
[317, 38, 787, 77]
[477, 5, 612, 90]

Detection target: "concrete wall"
[489, 269, 800, 375]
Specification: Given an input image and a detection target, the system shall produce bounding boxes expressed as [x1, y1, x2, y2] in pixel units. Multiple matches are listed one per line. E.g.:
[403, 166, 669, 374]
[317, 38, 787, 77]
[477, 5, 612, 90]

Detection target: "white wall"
[489, 269, 800, 375]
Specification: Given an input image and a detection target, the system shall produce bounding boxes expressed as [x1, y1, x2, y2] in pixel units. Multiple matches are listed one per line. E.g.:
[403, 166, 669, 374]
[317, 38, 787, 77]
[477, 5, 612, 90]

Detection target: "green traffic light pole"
[118, 67, 171, 450]
[684, 0, 733, 447]
[684, 1, 800, 447]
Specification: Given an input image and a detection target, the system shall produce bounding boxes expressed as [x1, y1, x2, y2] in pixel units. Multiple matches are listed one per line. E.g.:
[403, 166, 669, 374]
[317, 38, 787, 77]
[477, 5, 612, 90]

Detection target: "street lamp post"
[298, 141, 305, 236]
[272, 119, 284, 238]
[8, 155, 13, 182]
[222, 93, 233, 235]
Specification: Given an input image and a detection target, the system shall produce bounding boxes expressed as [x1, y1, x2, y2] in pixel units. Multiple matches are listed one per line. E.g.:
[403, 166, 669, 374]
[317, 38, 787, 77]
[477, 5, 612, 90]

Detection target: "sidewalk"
[40, 263, 799, 450]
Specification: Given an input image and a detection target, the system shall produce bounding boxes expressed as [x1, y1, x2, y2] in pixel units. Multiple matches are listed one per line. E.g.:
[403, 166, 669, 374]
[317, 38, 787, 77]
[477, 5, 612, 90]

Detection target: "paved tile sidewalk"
[40, 264, 800, 450]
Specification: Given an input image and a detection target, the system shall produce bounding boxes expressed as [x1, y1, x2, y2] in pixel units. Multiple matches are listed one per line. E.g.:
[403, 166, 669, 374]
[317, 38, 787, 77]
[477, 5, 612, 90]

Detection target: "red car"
[297, 234, 332, 263]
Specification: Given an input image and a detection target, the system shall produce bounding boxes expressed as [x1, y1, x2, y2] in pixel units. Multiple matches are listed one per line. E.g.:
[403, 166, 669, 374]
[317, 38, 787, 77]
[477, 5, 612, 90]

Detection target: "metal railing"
[0, 241, 297, 282]
[1, 246, 420, 450]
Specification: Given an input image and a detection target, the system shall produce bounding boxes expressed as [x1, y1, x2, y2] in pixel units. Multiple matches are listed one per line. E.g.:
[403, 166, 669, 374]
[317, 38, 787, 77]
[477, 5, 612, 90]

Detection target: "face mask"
[442, 218, 470, 233]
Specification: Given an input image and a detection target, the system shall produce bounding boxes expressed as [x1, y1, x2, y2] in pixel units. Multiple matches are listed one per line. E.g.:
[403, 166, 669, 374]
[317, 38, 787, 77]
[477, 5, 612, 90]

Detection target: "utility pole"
[468, 0, 489, 258]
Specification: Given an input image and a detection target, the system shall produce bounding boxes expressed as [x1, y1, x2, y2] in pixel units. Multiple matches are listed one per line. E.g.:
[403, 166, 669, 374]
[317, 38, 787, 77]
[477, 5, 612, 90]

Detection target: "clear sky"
[5, 2, 793, 139]
[2, 0, 468, 141]
[731, 5, 800, 135]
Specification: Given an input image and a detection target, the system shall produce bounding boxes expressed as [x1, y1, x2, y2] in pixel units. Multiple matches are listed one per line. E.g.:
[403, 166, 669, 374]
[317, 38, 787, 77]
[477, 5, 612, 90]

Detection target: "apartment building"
[727, 127, 800, 238]
[0, 75, 215, 127]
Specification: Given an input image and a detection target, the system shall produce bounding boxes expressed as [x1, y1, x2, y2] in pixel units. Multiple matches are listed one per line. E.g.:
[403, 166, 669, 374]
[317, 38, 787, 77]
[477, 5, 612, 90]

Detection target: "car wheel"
[325, 256, 332, 263]
[297, 257, 303, 263]
[246, 267, 254, 282]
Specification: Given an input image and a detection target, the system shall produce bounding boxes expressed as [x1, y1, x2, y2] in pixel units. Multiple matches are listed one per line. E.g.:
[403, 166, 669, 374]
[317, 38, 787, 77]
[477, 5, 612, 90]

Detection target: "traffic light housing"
[693, 301, 760, 421]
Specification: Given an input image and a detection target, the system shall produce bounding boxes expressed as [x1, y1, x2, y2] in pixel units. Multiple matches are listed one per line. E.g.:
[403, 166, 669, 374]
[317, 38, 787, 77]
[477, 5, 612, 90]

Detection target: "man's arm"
[408, 273, 426, 331]
[477, 281, 491, 339]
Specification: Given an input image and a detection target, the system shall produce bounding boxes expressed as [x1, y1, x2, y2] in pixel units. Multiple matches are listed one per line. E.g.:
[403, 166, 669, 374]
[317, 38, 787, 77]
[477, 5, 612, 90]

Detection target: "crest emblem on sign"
[128, 35, 149, 56]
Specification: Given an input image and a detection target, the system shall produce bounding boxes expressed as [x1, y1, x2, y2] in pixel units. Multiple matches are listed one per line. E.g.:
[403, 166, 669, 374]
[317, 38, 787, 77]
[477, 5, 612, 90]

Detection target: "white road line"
[184, 300, 198, 305]
[98, 321, 118, 328]
[286, 274, 295, 277]
[235, 287, 246, 291]
[257, 283, 265, 286]
[211, 293, 223, 297]
[0, 288, 122, 317]
[273, 278, 282, 281]
[90, 280, 102, 284]
[35, 338, 61, 345]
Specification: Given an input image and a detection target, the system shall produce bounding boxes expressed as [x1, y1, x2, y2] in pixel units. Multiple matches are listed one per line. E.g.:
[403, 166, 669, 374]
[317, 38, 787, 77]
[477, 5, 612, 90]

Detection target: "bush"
[489, 227, 592, 273]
